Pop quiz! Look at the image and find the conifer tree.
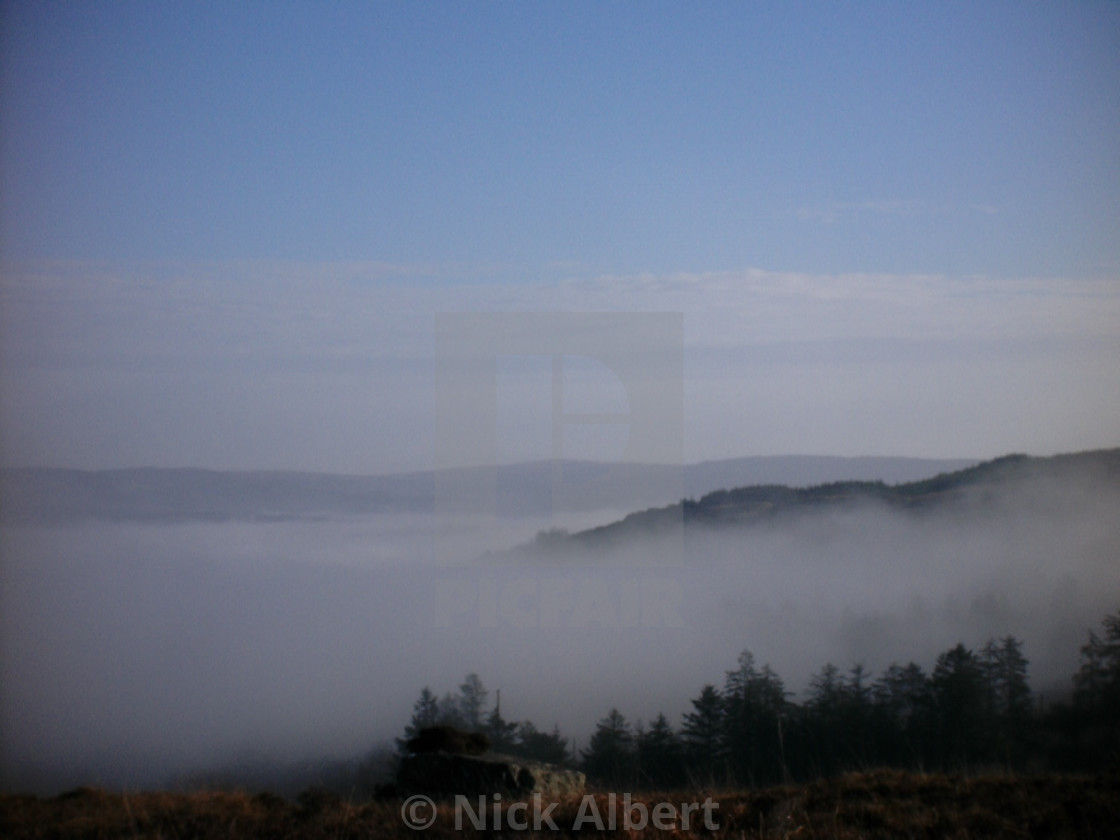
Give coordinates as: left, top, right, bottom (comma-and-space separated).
931, 644, 990, 767
722, 651, 789, 785
872, 662, 931, 767
681, 684, 724, 784
484, 689, 519, 753
636, 713, 683, 789
581, 708, 634, 787
516, 722, 570, 765
981, 635, 1032, 763
396, 686, 441, 753
457, 673, 488, 731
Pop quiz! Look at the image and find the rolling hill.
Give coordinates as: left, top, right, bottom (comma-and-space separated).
510, 448, 1120, 556
0, 455, 976, 524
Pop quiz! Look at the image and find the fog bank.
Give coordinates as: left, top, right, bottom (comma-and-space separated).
2, 469, 1117, 793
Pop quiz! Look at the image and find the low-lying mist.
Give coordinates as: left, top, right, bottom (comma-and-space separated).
1, 468, 1117, 794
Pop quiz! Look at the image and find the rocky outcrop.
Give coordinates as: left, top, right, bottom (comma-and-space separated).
397, 752, 586, 800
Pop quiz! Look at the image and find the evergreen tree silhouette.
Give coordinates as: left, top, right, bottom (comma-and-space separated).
396, 686, 441, 753
636, 713, 683, 789
581, 708, 634, 787
681, 684, 725, 785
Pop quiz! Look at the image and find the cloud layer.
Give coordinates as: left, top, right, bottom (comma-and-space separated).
2, 262, 1118, 472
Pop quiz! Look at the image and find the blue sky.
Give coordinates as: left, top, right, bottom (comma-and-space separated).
1, 1, 1118, 471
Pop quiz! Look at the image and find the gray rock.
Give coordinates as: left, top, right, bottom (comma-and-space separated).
397, 752, 585, 800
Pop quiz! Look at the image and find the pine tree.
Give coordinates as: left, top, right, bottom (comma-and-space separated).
457, 673, 488, 731
515, 722, 570, 765
1074, 611, 1120, 717
805, 663, 845, 775
396, 686, 441, 753
1070, 610, 1120, 767
636, 713, 683, 789
842, 663, 875, 767
681, 684, 724, 784
872, 662, 931, 768
931, 643, 991, 767
981, 635, 1032, 764
437, 692, 465, 728
581, 708, 635, 787
484, 689, 519, 753
722, 651, 789, 785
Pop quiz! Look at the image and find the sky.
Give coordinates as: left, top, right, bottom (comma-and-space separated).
2, 1, 1119, 473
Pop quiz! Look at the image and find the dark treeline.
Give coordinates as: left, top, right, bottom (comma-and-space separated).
396, 674, 571, 767
399, 610, 1120, 790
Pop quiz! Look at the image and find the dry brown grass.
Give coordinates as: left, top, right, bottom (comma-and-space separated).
2, 769, 1117, 839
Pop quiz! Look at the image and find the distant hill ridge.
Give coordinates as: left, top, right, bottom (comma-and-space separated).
515, 448, 1120, 555
0, 455, 979, 524
9, 451, 1116, 527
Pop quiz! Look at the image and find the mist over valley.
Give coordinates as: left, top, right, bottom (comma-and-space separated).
2, 451, 1116, 794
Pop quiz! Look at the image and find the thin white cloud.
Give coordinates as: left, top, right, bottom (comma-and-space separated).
2, 260, 1117, 470
8, 261, 1114, 370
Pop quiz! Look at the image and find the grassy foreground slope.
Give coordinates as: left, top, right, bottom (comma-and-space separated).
2, 770, 1118, 839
